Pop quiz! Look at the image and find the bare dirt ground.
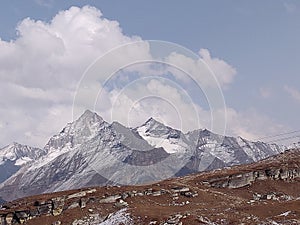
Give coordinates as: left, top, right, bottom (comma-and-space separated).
1, 149, 299, 224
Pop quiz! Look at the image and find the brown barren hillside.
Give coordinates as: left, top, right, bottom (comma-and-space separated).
0, 149, 299, 225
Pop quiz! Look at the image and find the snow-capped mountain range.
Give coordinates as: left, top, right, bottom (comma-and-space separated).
0, 143, 46, 184
0, 110, 287, 201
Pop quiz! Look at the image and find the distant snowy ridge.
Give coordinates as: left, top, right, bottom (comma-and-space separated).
0, 142, 46, 184
0, 142, 46, 166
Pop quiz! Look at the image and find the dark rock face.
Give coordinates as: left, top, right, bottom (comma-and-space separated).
123, 147, 170, 166
175, 166, 198, 177
0, 197, 5, 206
205, 158, 227, 171
0, 161, 20, 184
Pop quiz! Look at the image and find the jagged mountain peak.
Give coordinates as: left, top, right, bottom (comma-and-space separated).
137, 117, 180, 135
142, 117, 164, 127
2, 142, 26, 149
59, 110, 105, 134
76, 109, 104, 124
135, 117, 188, 154
111, 121, 124, 127
0, 142, 45, 169
79, 109, 101, 118
0, 142, 43, 155
43, 110, 108, 154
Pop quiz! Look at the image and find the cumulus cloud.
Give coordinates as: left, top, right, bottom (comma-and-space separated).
1, 6, 141, 89
223, 108, 288, 142
164, 48, 236, 89
198, 49, 237, 86
0, 6, 143, 147
0, 5, 285, 148
97, 78, 208, 132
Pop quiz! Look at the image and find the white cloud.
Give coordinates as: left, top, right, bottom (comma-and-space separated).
284, 85, 300, 102
165, 48, 237, 88
98, 78, 207, 132
223, 107, 289, 143
0, 5, 286, 148
198, 49, 237, 87
0, 6, 144, 147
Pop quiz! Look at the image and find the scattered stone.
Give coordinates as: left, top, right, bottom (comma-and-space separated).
86, 189, 97, 194
121, 192, 129, 200
38, 203, 52, 215
68, 202, 80, 210
67, 191, 87, 199
114, 199, 129, 207
171, 187, 190, 193
5, 213, 14, 225
99, 195, 121, 203
165, 214, 183, 224
182, 192, 193, 197
52, 197, 65, 216
29, 208, 39, 217
152, 191, 162, 197
80, 198, 87, 209
15, 211, 29, 223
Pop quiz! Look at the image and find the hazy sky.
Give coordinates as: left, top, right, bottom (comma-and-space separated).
0, 0, 299, 147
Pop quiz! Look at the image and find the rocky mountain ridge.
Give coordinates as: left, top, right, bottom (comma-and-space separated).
0, 143, 46, 184
0, 110, 288, 201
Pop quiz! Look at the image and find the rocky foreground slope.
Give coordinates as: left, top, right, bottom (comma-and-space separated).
0, 110, 286, 201
0, 149, 299, 225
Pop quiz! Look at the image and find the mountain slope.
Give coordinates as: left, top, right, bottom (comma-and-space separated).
0, 110, 287, 201
0, 143, 46, 183
0, 149, 299, 225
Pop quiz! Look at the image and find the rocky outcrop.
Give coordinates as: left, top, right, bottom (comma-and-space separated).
0, 196, 66, 225
208, 167, 300, 189
0, 185, 198, 225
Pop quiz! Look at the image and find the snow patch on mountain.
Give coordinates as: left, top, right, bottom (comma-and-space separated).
30, 110, 109, 170
0, 143, 46, 166
136, 125, 184, 153
15, 157, 33, 166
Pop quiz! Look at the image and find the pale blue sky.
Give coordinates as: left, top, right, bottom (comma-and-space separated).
0, 0, 299, 146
